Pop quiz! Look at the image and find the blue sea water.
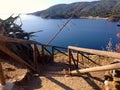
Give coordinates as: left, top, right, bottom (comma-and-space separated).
20, 15, 120, 50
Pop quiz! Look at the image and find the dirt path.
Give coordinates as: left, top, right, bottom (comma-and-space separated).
0, 54, 114, 90
11, 69, 105, 90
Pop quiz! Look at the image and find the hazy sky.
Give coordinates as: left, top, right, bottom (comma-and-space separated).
0, 0, 99, 14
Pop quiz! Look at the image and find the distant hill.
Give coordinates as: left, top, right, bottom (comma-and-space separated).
31, 0, 120, 21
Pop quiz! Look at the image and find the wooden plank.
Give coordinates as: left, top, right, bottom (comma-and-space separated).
80, 53, 100, 66
0, 45, 37, 73
0, 36, 67, 51
71, 52, 78, 69
0, 36, 67, 49
68, 49, 72, 72
0, 36, 36, 44
43, 44, 67, 50
33, 44, 38, 70
68, 46, 120, 59
76, 51, 79, 68
54, 48, 68, 56
53, 46, 67, 50
43, 47, 52, 56
41, 45, 45, 64
0, 62, 6, 85
80, 53, 84, 67
52, 47, 54, 63
70, 63, 120, 75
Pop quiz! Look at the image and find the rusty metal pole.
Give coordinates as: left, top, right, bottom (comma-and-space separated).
0, 62, 6, 85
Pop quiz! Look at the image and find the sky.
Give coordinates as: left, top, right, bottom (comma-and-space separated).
0, 0, 99, 14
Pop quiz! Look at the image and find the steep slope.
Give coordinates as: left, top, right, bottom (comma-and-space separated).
31, 0, 120, 21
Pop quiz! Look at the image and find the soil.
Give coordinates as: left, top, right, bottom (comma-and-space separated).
0, 53, 115, 90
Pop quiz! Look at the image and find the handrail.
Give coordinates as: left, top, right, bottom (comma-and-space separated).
0, 36, 68, 63
68, 46, 120, 59
0, 37, 68, 64
0, 36, 38, 44
0, 36, 68, 85
70, 63, 120, 75
1, 37, 120, 83
68, 46, 120, 75
0, 36, 67, 50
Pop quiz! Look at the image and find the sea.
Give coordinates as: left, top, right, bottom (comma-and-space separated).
2, 14, 120, 50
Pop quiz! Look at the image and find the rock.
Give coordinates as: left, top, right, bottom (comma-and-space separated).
108, 16, 120, 22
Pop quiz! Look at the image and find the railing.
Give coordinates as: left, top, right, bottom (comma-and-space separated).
0, 36, 67, 85
68, 46, 120, 75
1, 37, 120, 85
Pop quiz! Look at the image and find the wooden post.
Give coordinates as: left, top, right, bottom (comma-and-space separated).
68, 49, 72, 74
80, 53, 84, 68
41, 45, 45, 64
71, 53, 77, 69
33, 44, 38, 70
76, 51, 79, 69
98, 56, 100, 64
0, 62, 5, 85
52, 46, 54, 63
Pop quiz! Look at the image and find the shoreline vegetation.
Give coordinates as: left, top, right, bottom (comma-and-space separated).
29, 15, 120, 23
80, 16, 108, 20
29, 13, 119, 22
30, 0, 120, 22
80, 16, 120, 22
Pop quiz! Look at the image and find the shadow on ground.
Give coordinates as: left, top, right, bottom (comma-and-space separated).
12, 76, 41, 90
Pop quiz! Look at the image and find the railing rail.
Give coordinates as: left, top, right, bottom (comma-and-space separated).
68, 46, 120, 59
0, 36, 67, 49
1, 37, 120, 84
0, 36, 67, 85
68, 46, 120, 75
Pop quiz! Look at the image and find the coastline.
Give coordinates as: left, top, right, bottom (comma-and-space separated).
80, 16, 108, 20
28, 14, 120, 22
34, 14, 108, 20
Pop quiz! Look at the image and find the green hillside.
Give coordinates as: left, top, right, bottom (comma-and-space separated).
32, 0, 120, 21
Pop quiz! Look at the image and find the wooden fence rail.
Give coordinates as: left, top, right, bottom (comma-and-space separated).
0, 36, 67, 85
2, 37, 120, 84
70, 63, 120, 75
68, 46, 120, 75
68, 46, 120, 59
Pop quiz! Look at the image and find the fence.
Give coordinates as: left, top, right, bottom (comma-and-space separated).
1, 37, 120, 85
68, 46, 120, 75
0, 36, 67, 85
